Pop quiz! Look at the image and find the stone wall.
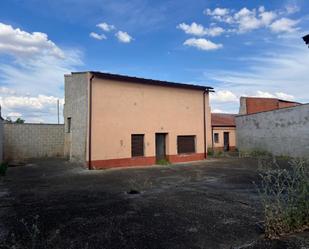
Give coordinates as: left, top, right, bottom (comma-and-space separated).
4, 123, 64, 161
235, 104, 309, 158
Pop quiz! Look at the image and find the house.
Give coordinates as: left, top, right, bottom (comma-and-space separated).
211, 113, 236, 152
64, 72, 214, 169
239, 96, 301, 115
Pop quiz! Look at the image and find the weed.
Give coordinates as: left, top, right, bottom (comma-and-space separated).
127, 177, 153, 193
156, 159, 170, 165
256, 158, 309, 238
207, 147, 214, 156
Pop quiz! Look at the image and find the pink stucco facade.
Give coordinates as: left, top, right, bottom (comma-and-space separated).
65, 72, 213, 169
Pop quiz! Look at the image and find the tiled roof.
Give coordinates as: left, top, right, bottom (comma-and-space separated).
211, 113, 236, 127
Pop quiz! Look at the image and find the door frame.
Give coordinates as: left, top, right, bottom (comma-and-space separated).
223, 132, 230, 151
155, 133, 167, 162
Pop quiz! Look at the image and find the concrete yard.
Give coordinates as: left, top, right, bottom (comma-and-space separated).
0, 158, 308, 249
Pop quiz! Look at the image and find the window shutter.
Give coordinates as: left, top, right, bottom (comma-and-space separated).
177, 136, 195, 154
131, 134, 144, 157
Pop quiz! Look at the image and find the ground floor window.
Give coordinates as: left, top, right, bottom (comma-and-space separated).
177, 135, 196, 154
214, 133, 219, 143
131, 134, 144, 157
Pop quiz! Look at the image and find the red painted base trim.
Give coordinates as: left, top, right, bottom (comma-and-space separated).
89, 156, 156, 170
167, 153, 205, 163
88, 153, 206, 170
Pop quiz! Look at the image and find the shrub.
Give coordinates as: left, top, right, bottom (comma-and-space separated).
156, 159, 170, 165
0, 162, 8, 176
257, 159, 309, 238
207, 147, 214, 156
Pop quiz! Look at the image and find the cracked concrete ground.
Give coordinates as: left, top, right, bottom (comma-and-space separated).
0, 158, 308, 249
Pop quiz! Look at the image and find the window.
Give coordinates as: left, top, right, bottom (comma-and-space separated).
67, 117, 71, 133
177, 135, 195, 154
131, 134, 144, 157
214, 133, 219, 143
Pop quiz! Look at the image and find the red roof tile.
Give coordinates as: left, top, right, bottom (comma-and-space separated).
211, 113, 236, 127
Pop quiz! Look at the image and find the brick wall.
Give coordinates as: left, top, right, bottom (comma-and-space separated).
4, 123, 64, 161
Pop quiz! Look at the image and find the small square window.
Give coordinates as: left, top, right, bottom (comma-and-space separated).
214, 133, 219, 143
67, 117, 71, 133
131, 134, 144, 157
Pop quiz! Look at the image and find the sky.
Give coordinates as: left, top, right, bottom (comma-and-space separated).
0, 0, 308, 123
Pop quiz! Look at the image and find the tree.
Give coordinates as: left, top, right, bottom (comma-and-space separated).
15, 118, 25, 124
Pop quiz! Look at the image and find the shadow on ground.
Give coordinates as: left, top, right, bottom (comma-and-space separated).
0, 158, 308, 249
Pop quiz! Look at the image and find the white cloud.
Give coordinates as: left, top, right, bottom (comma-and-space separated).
284, 4, 300, 14
7, 112, 22, 118
212, 108, 225, 113
204, 6, 298, 34
0, 23, 64, 59
96, 22, 115, 32
89, 32, 106, 40
205, 8, 229, 16
177, 22, 224, 37
255, 91, 295, 100
115, 31, 132, 43
210, 90, 238, 102
0, 23, 82, 123
177, 22, 207, 36
269, 18, 299, 33
183, 38, 222, 51
0, 94, 64, 123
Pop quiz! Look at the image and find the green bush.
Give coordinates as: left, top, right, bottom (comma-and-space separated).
0, 162, 8, 176
207, 147, 214, 156
257, 159, 309, 238
156, 159, 170, 165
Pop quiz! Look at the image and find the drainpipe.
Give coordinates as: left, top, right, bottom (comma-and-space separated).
203, 90, 207, 159
88, 74, 95, 170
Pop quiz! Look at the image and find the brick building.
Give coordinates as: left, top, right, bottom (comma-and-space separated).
239, 97, 301, 115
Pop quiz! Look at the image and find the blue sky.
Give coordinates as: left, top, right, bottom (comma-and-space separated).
0, 0, 308, 123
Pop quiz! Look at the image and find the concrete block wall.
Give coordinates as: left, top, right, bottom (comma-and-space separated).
235, 104, 309, 158
4, 123, 64, 161
64, 73, 89, 163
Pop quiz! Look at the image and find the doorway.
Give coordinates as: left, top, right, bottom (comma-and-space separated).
223, 132, 230, 151
155, 133, 166, 162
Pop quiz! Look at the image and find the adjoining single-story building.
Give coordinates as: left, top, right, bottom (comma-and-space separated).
64, 71, 214, 169
211, 113, 236, 152
239, 96, 301, 115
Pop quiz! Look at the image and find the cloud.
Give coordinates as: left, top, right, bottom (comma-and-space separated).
0, 93, 64, 123
89, 32, 106, 40
177, 22, 207, 36
210, 90, 238, 102
255, 91, 295, 100
96, 22, 115, 32
212, 108, 225, 113
7, 112, 22, 118
183, 38, 222, 51
269, 18, 299, 33
177, 22, 224, 37
284, 3, 300, 14
204, 6, 299, 34
115, 31, 133, 43
204, 8, 229, 17
0, 23, 64, 59
0, 22, 82, 123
